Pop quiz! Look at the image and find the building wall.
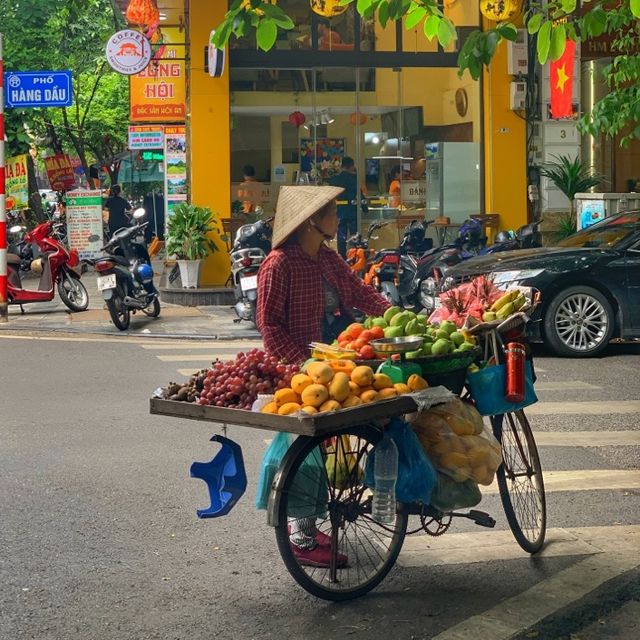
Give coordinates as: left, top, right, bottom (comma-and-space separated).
189, 1, 231, 286
482, 39, 528, 231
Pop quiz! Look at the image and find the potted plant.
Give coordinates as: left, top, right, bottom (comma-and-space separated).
165, 203, 221, 288
538, 154, 605, 209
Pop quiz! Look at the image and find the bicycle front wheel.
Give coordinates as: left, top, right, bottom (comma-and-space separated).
274, 425, 408, 601
492, 410, 546, 553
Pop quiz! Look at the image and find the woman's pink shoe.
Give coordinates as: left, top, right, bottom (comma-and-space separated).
291, 543, 348, 568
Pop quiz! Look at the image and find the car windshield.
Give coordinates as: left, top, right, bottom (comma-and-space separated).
557, 212, 640, 248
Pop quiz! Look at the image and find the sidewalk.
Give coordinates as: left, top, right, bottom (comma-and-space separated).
0, 268, 261, 340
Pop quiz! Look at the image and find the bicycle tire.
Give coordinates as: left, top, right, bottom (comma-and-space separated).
274, 425, 408, 601
492, 410, 546, 553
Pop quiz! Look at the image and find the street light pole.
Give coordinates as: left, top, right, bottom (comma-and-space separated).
0, 32, 8, 323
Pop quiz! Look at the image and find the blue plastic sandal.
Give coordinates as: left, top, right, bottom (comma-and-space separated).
190, 434, 247, 518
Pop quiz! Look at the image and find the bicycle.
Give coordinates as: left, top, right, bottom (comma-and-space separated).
151, 315, 546, 601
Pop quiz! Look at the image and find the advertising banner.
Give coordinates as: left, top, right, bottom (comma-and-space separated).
5, 155, 29, 210
130, 27, 186, 123
164, 126, 187, 215
65, 190, 104, 260
44, 154, 77, 191
128, 125, 164, 150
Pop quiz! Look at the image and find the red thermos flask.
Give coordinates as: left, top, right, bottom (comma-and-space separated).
504, 342, 526, 403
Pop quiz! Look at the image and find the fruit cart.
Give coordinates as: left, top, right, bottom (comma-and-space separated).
150, 318, 546, 601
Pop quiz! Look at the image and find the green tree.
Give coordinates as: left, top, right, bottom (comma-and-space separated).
1, 0, 129, 192
212, 0, 640, 145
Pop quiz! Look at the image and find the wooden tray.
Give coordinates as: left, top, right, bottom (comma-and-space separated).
151, 395, 420, 437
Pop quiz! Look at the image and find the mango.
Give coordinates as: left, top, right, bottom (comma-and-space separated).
278, 402, 302, 415
351, 365, 374, 387
407, 374, 429, 391
383, 306, 402, 324
378, 387, 398, 399
384, 325, 404, 339
372, 373, 394, 390
342, 395, 363, 408
371, 317, 388, 328
459, 341, 476, 352
301, 405, 318, 415
406, 349, 422, 359
404, 319, 423, 336
360, 389, 379, 403
274, 388, 300, 407
394, 382, 411, 395
328, 371, 351, 402
301, 384, 329, 408
420, 342, 433, 356
318, 399, 341, 413
348, 381, 360, 396
390, 310, 415, 329
291, 373, 313, 395
261, 402, 279, 414
435, 329, 450, 340
306, 361, 334, 384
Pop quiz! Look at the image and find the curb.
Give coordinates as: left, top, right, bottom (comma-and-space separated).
0, 325, 262, 341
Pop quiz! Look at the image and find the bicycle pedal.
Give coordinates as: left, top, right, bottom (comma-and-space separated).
449, 510, 496, 528
468, 510, 496, 528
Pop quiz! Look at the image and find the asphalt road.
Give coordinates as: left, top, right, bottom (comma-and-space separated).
1, 334, 639, 640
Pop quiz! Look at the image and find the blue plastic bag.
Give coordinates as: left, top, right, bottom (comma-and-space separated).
256, 431, 293, 510
365, 418, 437, 504
467, 361, 537, 416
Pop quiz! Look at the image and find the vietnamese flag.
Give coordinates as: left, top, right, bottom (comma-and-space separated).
550, 39, 576, 119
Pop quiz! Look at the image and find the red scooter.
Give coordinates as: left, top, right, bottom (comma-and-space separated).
6, 221, 89, 312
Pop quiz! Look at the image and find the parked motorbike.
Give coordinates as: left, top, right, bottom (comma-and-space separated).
5, 220, 89, 312
415, 220, 542, 314
94, 209, 160, 330
230, 217, 273, 323
355, 219, 435, 307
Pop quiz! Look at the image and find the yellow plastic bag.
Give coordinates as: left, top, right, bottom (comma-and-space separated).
412, 398, 501, 486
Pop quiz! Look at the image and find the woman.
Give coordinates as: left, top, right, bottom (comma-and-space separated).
257, 185, 390, 365
256, 186, 391, 569
388, 165, 402, 208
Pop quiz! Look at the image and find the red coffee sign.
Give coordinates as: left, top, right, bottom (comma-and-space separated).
45, 154, 77, 191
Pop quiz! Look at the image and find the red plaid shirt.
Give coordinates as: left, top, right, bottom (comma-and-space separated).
257, 244, 391, 363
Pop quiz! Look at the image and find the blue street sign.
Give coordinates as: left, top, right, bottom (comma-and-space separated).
4, 71, 73, 108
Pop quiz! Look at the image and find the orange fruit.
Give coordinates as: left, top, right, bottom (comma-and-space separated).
346, 323, 364, 338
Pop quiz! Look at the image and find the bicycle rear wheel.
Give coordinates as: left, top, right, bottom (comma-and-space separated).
274, 425, 408, 601
492, 410, 546, 553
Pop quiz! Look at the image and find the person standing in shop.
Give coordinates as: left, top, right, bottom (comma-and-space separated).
328, 156, 367, 258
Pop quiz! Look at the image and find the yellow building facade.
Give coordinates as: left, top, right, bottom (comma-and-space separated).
184, 2, 527, 286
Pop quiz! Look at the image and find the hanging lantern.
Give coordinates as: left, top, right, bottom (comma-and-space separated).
479, 0, 522, 22
126, 0, 160, 26
310, 0, 348, 18
288, 111, 306, 127
350, 111, 367, 126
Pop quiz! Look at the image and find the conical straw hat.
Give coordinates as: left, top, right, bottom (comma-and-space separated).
271, 185, 345, 249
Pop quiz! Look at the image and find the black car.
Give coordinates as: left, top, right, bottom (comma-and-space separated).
441, 211, 640, 357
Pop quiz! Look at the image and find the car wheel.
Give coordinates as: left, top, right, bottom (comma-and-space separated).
544, 285, 614, 357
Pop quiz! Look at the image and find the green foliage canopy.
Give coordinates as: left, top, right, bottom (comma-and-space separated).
0, 0, 129, 183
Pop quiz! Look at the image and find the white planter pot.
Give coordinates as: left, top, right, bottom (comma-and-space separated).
177, 260, 202, 289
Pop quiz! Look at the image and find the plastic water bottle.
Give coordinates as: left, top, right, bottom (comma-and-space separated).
372, 434, 398, 524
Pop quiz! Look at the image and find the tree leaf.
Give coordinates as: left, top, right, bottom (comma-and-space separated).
527, 13, 543, 35
437, 18, 456, 47
423, 14, 439, 39
498, 23, 518, 42
561, 0, 577, 13
537, 20, 552, 64
256, 18, 277, 51
405, 6, 426, 30
631, 0, 640, 18
549, 23, 566, 61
